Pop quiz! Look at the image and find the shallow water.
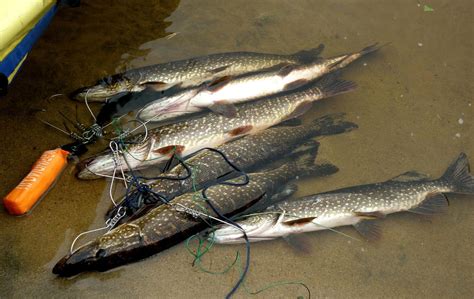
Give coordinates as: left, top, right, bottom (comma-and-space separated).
0, 0, 473, 298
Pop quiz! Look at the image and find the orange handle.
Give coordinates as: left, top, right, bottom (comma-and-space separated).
3, 148, 69, 215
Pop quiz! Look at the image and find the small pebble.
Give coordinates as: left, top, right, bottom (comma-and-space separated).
458, 118, 464, 125
410, 132, 414, 137
469, 103, 472, 107
417, 3, 421, 7
343, 36, 347, 40
455, 133, 461, 138
356, 115, 360, 119
400, 94, 404, 98
418, 42, 423, 47
363, 62, 367, 66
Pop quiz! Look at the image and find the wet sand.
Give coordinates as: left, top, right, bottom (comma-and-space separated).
0, 0, 473, 298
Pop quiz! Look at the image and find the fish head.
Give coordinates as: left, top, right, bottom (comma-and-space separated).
53, 224, 144, 277
71, 74, 134, 102
211, 213, 279, 244
137, 89, 199, 122
76, 141, 152, 179
76, 152, 119, 179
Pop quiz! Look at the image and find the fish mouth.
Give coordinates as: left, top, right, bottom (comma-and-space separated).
70, 76, 132, 102
52, 240, 124, 277
70, 85, 117, 102
52, 241, 102, 277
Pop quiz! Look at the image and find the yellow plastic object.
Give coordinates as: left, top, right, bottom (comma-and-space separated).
0, 0, 55, 60
3, 148, 69, 215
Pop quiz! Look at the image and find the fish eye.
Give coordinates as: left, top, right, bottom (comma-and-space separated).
96, 249, 107, 258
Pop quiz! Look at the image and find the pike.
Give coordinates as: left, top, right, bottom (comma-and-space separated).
212, 153, 474, 243
77, 75, 356, 179
131, 43, 379, 122
71, 45, 326, 102
104, 113, 357, 226
53, 152, 338, 276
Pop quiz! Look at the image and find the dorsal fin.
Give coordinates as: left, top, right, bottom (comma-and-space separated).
206, 76, 233, 91
292, 44, 325, 63
207, 65, 231, 74
389, 171, 430, 182
277, 64, 299, 77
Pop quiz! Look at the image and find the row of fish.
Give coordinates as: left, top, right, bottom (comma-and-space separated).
55, 149, 474, 276
78, 74, 356, 179
56, 44, 368, 276
52, 43, 473, 280
86, 44, 378, 127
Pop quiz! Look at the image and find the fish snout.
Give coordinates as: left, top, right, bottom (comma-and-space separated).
211, 216, 278, 244
70, 75, 131, 102
137, 105, 158, 122
52, 242, 102, 277
70, 84, 113, 102
210, 226, 246, 244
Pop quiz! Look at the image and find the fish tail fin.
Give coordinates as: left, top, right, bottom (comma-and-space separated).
292, 44, 325, 63
310, 112, 358, 136
328, 42, 384, 70
292, 148, 339, 178
317, 73, 357, 98
441, 153, 474, 194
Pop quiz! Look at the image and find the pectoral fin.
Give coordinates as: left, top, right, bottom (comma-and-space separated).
140, 81, 173, 91
353, 211, 386, 219
283, 217, 317, 226
227, 125, 253, 137
408, 193, 448, 215
284, 79, 309, 91
153, 145, 185, 156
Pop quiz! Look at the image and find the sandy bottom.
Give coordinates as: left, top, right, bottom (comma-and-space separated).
0, 0, 472, 298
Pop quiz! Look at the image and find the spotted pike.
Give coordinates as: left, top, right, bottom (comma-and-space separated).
53, 152, 338, 276
212, 153, 474, 243
77, 75, 356, 179
71, 45, 326, 102
137, 44, 379, 122
104, 113, 357, 225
